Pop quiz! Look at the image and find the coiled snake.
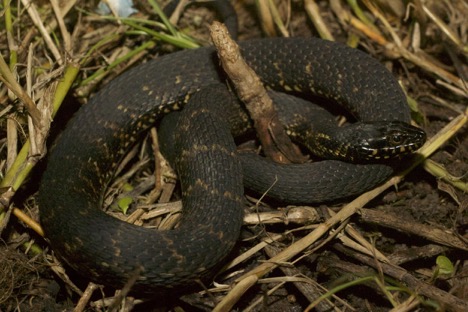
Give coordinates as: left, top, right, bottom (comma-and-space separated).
39, 38, 425, 293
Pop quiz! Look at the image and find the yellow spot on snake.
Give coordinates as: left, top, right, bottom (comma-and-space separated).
293, 85, 302, 92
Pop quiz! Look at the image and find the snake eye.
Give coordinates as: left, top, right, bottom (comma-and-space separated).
389, 132, 403, 145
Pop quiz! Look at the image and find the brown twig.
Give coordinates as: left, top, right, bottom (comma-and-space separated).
358, 208, 468, 251
209, 21, 305, 163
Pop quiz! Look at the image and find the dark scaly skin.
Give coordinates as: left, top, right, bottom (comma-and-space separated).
162, 89, 425, 205
39, 38, 417, 292
214, 91, 425, 203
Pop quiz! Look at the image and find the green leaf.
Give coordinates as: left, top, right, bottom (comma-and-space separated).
117, 196, 133, 214
122, 183, 134, 192
436, 255, 454, 275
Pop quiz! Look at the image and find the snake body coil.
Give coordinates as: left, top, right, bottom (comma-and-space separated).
39, 38, 423, 292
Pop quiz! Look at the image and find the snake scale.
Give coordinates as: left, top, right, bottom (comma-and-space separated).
39, 38, 425, 293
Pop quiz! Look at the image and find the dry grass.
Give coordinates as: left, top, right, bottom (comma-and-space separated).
0, 0, 467, 311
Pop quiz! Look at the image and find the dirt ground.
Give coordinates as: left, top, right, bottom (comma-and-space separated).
0, 1, 467, 311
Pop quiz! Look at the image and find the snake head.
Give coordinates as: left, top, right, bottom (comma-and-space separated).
352, 121, 426, 161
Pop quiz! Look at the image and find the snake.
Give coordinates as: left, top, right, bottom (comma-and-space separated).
38, 38, 426, 293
